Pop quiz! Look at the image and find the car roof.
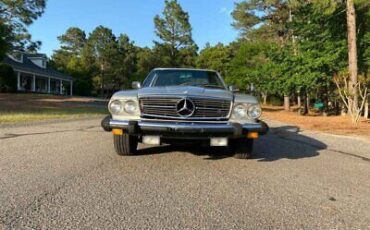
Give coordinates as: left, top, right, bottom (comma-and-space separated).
153, 68, 217, 72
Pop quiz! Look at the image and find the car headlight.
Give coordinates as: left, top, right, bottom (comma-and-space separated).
109, 100, 123, 115
248, 104, 262, 119
232, 104, 248, 119
124, 100, 137, 114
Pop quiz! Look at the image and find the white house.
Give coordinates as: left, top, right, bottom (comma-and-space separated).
2, 52, 73, 95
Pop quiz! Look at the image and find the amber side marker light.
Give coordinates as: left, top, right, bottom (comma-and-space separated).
112, 129, 123, 135
247, 132, 259, 139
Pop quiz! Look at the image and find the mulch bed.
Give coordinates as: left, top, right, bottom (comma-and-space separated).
262, 106, 370, 138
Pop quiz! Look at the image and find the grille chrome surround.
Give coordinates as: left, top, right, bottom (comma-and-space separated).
139, 96, 232, 121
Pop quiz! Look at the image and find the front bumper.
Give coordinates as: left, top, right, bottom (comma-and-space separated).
108, 119, 268, 138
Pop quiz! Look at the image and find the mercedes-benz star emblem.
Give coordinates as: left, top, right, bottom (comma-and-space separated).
176, 98, 195, 117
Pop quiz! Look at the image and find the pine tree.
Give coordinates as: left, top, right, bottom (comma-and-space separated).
87, 26, 119, 96
0, 0, 46, 52
154, 0, 196, 67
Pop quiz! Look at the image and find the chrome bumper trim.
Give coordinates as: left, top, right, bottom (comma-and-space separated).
138, 121, 235, 131
109, 120, 130, 128
108, 119, 268, 136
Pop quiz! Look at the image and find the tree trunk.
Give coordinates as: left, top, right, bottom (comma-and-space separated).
346, 0, 358, 115
365, 101, 369, 119
284, 95, 290, 111
262, 93, 268, 105
289, 9, 298, 56
305, 94, 310, 115
297, 95, 301, 108
100, 72, 105, 98
100, 63, 105, 98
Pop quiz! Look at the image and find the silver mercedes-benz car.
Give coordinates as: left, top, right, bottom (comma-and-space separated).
103, 68, 268, 159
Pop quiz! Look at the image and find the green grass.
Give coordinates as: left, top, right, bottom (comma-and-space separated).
0, 107, 108, 124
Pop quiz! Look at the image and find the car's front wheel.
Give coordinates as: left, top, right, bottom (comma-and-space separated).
113, 134, 138, 156
230, 139, 254, 159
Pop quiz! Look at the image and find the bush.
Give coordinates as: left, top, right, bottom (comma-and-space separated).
269, 96, 283, 106
0, 64, 17, 93
74, 79, 93, 96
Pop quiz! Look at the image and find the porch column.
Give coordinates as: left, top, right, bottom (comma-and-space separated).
17, 72, 21, 91
60, 80, 63, 95
48, 78, 51, 93
70, 81, 73, 96
32, 74, 36, 92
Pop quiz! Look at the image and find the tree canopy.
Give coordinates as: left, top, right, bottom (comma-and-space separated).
0, 0, 46, 54
42, 0, 370, 118
154, 0, 197, 67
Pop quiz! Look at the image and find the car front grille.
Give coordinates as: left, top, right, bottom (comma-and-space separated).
139, 96, 232, 120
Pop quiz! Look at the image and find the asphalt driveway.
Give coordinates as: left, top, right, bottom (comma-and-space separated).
0, 118, 369, 229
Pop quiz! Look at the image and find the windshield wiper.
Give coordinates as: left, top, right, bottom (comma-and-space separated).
177, 83, 224, 89
197, 84, 224, 89
179, 82, 197, 86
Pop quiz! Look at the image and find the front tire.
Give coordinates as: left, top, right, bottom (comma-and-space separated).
230, 139, 254, 159
113, 134, 138, 156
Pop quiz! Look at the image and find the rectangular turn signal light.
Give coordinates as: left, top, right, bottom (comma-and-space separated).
112, 129, 123, 136
247, 132, 259, 139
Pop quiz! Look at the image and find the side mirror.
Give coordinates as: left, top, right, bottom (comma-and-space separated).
228, 85, 239, 92
132, 81, 141, 89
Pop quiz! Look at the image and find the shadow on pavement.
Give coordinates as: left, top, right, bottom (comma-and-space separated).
135, 125, 327, 161
136, 145, 177, 156
136, 143, 231, 160
251, 126, 327, 161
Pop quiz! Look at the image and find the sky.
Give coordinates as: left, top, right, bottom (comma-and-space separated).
28, 0, 240, 57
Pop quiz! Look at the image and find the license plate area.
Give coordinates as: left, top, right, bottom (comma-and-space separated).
210, 138, 228, 147
142, 136, 160, 145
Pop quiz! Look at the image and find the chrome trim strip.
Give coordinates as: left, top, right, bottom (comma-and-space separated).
140, 118, 231, 123
138, 121, 263, 130
137, 121, 235, 132
109, 120, 262, 129
109, 119, 266, 134
242, 123, 263, 129
141, 113, 229, 121
138, 121, 233, 129
110, 119, 262, 128
138, 94, 232, 101
142, 105, 176, 109
195, 107, 229, 111
109, 120, 129, 128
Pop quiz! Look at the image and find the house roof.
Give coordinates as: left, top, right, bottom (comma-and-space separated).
26, 53, 47, 58
2, 54, 73, 81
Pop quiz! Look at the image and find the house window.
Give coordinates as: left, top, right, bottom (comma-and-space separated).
9, 52, 23, 63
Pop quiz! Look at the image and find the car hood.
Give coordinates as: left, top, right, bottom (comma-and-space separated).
138, 86, 234, 100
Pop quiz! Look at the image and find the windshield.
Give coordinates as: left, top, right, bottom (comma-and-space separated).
145, 70, 226, 89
